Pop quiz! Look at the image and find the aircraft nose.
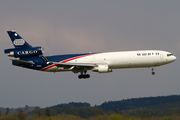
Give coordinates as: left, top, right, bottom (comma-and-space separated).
171, 55, 177, 62
173, 56, 177, 61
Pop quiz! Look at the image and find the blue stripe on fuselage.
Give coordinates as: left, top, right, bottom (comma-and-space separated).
46, 53, 95, 62
12, 53, 97, 71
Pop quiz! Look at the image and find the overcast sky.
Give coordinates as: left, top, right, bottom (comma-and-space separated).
0, 0, 180, 108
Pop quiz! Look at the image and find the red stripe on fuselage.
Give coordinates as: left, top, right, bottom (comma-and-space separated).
41, 64, 58, 71
41, 53, 97, 71
61, 54, 96, 63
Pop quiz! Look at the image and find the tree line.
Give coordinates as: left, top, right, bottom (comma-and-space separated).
1, 95, 180, 119
98, 95, 180, 111
29, 95, 180, 118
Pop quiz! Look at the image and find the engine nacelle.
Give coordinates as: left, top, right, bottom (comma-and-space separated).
92, 64, 112, 73
6, 47, 44, 58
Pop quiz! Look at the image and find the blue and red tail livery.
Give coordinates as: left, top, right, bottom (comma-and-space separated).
4, 31, 176, 79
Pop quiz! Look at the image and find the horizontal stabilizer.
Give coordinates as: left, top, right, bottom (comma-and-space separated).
10, 59, 34, 66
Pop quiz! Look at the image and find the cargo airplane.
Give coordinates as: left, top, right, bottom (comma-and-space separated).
4, 31, 176, 79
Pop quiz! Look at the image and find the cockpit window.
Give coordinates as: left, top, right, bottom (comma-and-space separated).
167, 54, 173, 57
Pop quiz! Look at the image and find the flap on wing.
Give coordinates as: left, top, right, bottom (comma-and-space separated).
10, 59, 34, 65
50, 62, 96, 67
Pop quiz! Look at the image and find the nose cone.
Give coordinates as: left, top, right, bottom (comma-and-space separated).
170, 55, 177, 62
173, 56, 177, 61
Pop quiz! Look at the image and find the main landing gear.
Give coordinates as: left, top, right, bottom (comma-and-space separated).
151, 68, 155, 75
78, 74, 90, 79
78, 70, 90, 79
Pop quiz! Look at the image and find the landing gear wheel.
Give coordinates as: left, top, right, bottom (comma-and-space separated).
78, 75, 83, 79
151, 68, 155, 75
78, 70, 90, 79
84, 74, 90, 78
152, 72, 155, 75
78, 74, 90, 79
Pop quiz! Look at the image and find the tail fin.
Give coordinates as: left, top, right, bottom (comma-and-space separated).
7, 31, 32, 49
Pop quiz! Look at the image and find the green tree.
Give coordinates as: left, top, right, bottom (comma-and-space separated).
44, 108, 51, 117
25, 105, 29, 112
18, 110, 28, 120
163, 117, 174, 120
6, 107, 10, 115
31, 106, 41, 117
109, 114, 122, 120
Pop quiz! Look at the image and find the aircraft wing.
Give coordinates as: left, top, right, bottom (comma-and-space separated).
48, 61, 96, 73
49, 61, 96, 67
10, 59, 34, 66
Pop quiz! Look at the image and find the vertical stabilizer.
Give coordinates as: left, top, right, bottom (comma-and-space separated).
7, 31, 32, 49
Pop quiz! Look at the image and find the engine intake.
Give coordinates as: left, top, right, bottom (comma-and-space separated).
5, 47, 44, 58
92, 64, 112, 73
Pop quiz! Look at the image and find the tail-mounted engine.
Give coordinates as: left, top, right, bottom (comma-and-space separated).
4, 47, 44, 58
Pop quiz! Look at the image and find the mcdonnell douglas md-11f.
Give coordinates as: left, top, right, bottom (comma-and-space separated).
4, 31, 176, 79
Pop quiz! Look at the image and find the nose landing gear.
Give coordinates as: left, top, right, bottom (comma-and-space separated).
151, 68, 155, 75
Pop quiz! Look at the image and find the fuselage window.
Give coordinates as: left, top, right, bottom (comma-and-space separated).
152, 53, 154, 55
148, 53, 151, 55
142, 53, 147, 56
137, 53, 141, 56
156, 53, 159, 55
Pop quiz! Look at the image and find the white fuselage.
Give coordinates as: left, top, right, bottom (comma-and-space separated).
69, 50, 176, 68
47, 50, 176, 72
